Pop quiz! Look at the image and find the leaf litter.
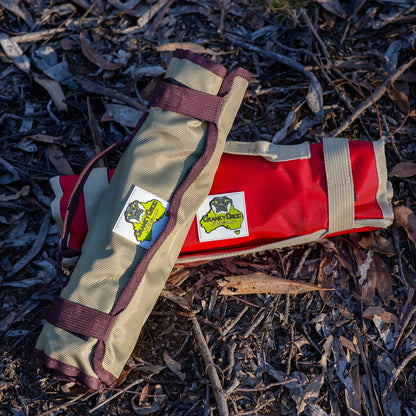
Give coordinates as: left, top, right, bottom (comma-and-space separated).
1, 1, 416, 415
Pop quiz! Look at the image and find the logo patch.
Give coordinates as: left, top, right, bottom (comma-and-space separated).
197, 192, 248, 243
113, 186, 169, 249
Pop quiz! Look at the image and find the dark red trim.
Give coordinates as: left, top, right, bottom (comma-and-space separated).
150, 81, 224, 123
46, 297, 117, 341
173, 49, 227, 78
92, 341, 117, 386
33, 348, 103, 390
60, 112, 149, 259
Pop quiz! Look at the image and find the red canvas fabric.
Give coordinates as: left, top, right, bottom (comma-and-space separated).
53, 141, 385, 261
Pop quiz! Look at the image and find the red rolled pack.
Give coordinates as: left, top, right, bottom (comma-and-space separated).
51, 138, 393, 264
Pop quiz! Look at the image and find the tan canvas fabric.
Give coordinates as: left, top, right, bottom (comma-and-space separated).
35, 50, 250, 388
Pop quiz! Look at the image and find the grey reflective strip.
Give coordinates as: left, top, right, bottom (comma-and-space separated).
83, 167, 109, 229
224, 141, 310, 161
323, 138, 355, 234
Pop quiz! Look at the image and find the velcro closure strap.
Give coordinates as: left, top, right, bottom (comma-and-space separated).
46, 297, 116, 341
150, 81, 224, 123
224, 141, 310, 161
323, 138, 355, 234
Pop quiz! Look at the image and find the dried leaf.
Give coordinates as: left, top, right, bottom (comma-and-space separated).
46, 144, 74, 175
363, 306, 398, 324
345, 353, 361, 416
316, 0, 347, 18
317, 255, 336, 302
352, 232, 396, 257
272, 104, 301, 144
0, 156, 19, 184
373, 254, 394, 305
25, 134, 64, 144
387, 81, 410, 114
80, 33, 123, 71
163, 352, 186, 381
0, 185, 29, 202
217, 272, 332, 296
390, 161, 416, 178
33, 72, 68, 112
156, 42, 219, 56
0, 33, 30, 74
0, 0, 33, 25
137, 0, 169, 28
394, 206, 416, 247
102, 103, 143, 128
306, 77, 324, 119
5, 213, 50, 280
291, 373, 325, 414
135, 65, 166, 80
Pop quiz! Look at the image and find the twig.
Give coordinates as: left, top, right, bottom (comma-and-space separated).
235, 379, 297, 392
333, 57, 416, 136
192, 316, 229, 416
225, 33, 323, 119
11, 28, 67, 43
76, 76, 147, 111
233, 390, 281, 415
88, 378, 144, 413
383, 350, 416, 398
222, 305, 248, 336
300, 8, 330, 60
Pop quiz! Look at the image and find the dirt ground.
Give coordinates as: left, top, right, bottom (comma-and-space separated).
1, 0, 416, 415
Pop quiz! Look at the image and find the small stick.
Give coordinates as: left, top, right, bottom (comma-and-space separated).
192, 316, 229, 416
383, 350, 416, 398
88, 378, 144, 413
222, 305, 248, 336
300, 8, 330, 60
77, 76, 147, 111
333, 57, 416, 136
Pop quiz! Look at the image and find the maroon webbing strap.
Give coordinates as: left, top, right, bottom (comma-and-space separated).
150, 82, 224, 123
46, 297, 117, 341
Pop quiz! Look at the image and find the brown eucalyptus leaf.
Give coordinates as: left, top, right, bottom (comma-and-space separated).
218, 272, 332, 296
390, 161, 416, 178
156, 42, 219, 56
316, 0, 347, 18
163, 352, 186, 381
387, 81, 410, 114
80, 33, 123, 71
33, 73, 67, 112
394, 206, 416, 247
46, 144, 74, 175
0, 0, 33, 25
0, 34, 30, 74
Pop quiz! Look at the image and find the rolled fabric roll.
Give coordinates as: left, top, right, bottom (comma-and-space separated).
34, 49, 251, 389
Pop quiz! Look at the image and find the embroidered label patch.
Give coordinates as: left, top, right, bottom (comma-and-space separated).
197, 192, 248, 243
113, 186, 169, 249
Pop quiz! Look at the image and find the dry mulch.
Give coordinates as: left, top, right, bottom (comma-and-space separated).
1, 0, 416, 415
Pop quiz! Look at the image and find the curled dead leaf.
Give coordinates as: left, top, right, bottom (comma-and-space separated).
390, 161, 416, 178
80, 33, 123, 71
387, 81, 410, 114
394, 206, 416, 247
33, 72, 67, 112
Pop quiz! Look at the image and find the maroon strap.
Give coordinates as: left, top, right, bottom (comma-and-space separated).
46, 297, 117, 341
150, 82, 224, 123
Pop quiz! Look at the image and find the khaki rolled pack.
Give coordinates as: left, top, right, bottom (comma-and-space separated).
34, 49, 251, 389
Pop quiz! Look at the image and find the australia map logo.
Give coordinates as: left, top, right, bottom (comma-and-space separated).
124, 199, 165, 242
113, 186, 169, 248
197, 192, 248, 243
